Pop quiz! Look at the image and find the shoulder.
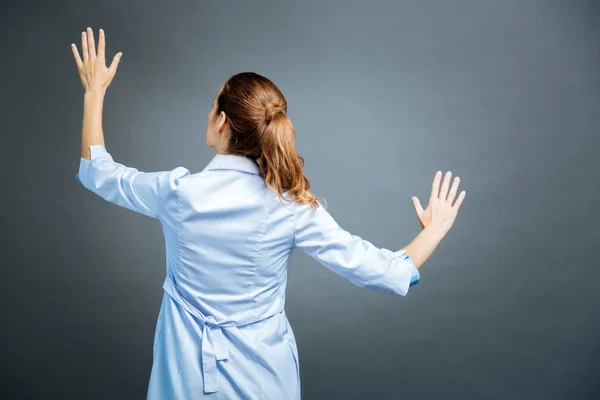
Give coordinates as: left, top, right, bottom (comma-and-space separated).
286, 194, 332, 227
158, 166, 191, 196
166, 166, 191, 183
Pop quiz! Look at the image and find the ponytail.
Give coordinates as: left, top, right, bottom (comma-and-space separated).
216, 72, 325, 210
259, 103, 321, 210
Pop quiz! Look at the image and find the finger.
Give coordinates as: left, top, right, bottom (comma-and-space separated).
108, 52, 123, 76
439, 171, 452, 201
86, 27, 96, 60
71, 43, 83, 70
81, 31, 88, 63
412, 196, 424, 216
430, 171, 442, 202
97, 28, 105, 63
453, 190, 466, 209
447, 176, 460, 204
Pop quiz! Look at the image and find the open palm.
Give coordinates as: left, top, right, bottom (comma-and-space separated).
412, 171, 466, 235
71, 27, 122, 93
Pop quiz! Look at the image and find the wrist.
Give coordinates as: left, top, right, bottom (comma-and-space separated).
84, 88, 106, 98
422, 226, 445, 243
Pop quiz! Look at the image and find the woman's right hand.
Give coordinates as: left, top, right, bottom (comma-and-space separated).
411, 171, 466, 237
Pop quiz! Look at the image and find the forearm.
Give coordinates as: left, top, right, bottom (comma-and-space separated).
80, 89, 107, 160
400, 227, 445, 270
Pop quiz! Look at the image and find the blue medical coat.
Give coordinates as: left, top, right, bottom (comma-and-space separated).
75, 144, 420, 399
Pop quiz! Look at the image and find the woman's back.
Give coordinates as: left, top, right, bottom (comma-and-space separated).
165, 153, 295, 321
151, 151, 419, 399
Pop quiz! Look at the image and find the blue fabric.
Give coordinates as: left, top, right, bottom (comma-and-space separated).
76, 145, 420, 399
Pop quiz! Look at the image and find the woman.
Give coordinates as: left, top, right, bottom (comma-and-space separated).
72, 28, 466, 399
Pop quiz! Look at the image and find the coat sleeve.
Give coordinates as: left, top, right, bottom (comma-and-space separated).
293, 200, 420, 296
75, 144, 190, 219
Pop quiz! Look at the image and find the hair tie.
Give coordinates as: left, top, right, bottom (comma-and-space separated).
265, 104, 285, 123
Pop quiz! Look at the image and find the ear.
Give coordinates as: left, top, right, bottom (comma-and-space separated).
217, 111, 227, 132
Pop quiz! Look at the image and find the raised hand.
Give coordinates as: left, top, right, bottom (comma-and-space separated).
71, 27, 122, 93
411, 171, 466, 236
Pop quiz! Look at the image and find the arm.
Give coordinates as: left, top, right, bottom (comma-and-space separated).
72, 29, 189, 219
74, 64, 190, 219
80, 90, 106, 159
75, 145, 190, 218
293, 200, 421, 297
71, 27, 120, 158
400, 227, 445, 270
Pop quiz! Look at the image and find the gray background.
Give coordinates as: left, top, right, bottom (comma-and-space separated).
1, 0, 599, 398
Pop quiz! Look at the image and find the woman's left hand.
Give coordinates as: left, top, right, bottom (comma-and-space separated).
71, 27, 122, 93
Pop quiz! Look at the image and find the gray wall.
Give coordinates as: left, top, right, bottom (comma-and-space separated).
1, 0, 599, 398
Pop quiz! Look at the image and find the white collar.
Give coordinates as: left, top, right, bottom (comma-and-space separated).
202, 153, 260, 176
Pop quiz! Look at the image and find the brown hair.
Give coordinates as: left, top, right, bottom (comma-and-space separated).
215, 72, 322, 210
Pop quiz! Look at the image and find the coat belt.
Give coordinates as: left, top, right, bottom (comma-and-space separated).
162, 274, 284, 394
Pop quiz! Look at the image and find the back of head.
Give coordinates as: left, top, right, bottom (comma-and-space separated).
217, 72, 325, 210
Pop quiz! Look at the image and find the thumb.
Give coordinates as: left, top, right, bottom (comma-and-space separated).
412, 196, 424, 216
108, 52, 122, 76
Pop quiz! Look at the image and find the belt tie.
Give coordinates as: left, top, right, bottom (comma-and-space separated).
162, 275, 284, 394
200, 315, 230, 393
